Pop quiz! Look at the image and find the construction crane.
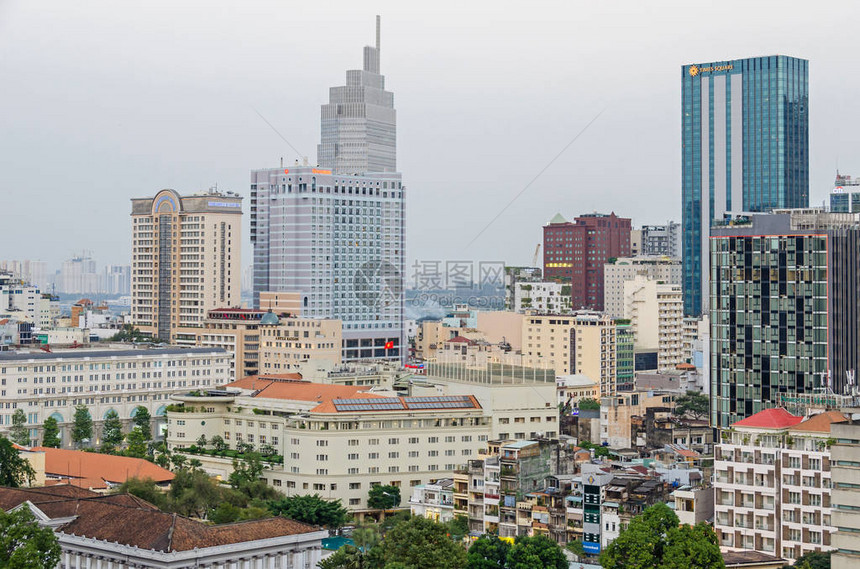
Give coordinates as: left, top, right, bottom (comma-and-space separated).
532, 243, 541, 267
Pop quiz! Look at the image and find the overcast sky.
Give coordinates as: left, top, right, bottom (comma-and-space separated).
2, 0, 859, 273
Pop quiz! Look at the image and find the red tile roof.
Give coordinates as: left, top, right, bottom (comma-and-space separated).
0, 486, 320, 552
790, 411, 849, 433
732, 408, 803, 429
31, 447, 174, 487
446, 336, 474, 344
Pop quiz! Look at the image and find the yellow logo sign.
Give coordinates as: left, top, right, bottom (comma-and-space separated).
689, 63, 733, 77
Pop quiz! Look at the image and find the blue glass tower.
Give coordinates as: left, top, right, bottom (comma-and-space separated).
681, 55, 809, 316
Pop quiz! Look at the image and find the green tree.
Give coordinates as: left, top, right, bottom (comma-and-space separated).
9, 409, 30, 446
466, 534, 510, 569
673, 390, 709, 420
0, 437, 35, 487
446, 514, 469, 539
211, 435, 227, 452
228, 452, 267, 490
41, 417, 61, 448
267, 494, 348, 528
71, 405, 93, 448
791, 552, 830, 569
132, 406, 152, 440
577, 398, 601, 411
368, 484, 401, 510
0, 507, 61, 568
209, 501, 243, 524
506, 535, 567, 569
171, 454, 188, 471
125, 427, 148, 458
375, 516, 466, 569
600, 503, 724, 569
196, 434, 208, 448
318, 545, 366, 569
101, 410, 124, 450
117, 477, 168, 510
660, 523, 725, 569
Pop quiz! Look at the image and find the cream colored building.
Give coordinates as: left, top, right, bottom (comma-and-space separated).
715, 409, 844, 563
259, 313, 342, 373
175, 308, 265, 380
603, 257, 681, 319
131, 188, 242, 342
259, 291, 303, 315
165, 363, 558, 511
522, 311, 617, 397
0, 346, 230, 447
831, 418, 860, 569
512, 282, 571, 314
415, 311, 523, 361
623, 276, 684, 371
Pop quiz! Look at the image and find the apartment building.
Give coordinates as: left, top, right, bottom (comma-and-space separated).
522, 312, 617, 397
830, 416, 860, 569
176, 308, 265, 380
714, 408, 845, 563
603, 257, 681, 319
0, 347, 230, 446
131, 189, 242, 342
512, 281, 571, 314
623, 276, 684, 371
258, 312, 342, 373
409, 478, 455, 523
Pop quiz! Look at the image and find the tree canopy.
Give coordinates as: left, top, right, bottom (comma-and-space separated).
266, 494, 349, 528
0, 507, 61, 569
101, 409, 124, 450
599, 503, 724, 569
41, 417, 61, 449
0, 437, 35, 488
71, 405, 92, 448
9, 409, 29, 446
368, 484, 401, 510
792, 551, 830, 569
375, 515, 467, 569
466, 534, 510, 569
673, 391, 709, 420
506, 535, 567, 569
132, 406, 152, 440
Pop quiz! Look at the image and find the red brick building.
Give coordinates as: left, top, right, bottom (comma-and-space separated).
543, 212, 631, 311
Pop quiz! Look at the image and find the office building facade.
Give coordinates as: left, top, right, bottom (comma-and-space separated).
251, 166, 405, 361
543, 212, 631, 311
603, 257, 681, 319
830, 173, 860, 213
131, 189, 242, 342
632, 222, 682, 258
682, 55, 809, 316
710, 210, 860, 427
318, 16, 395, 175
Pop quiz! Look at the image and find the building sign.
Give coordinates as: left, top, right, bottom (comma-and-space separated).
583, 541, 601, 555
207, 201, 242, 208
689, 63, 733, 77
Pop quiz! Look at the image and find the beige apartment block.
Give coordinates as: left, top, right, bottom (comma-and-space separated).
415, 312, 523, 361
715, 409, 845, 563
623, 276, 684, 371
259, 313, 342, 373
259, 291, 303, 315
522, 311, 617, 397
175, 308, 267, 380
830, 418, 860, 569
131, 189, 242, 342
604, 257, 681, 319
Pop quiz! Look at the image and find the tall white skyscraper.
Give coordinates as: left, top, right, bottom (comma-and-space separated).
253, 16, 405, 362
317, 16, 396, 175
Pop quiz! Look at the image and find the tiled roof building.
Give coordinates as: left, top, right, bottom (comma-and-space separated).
0, 485, 326, 568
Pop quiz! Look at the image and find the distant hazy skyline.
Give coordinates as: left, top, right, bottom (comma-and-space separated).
2, 0, 859, 271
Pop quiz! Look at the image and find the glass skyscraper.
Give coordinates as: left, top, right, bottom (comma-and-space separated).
681, 55, 809, 316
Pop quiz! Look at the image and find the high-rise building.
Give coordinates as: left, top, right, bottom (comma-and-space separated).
603, 257, 682, 319
317, 16, 395, 175
623, 276, 684, 371
251, 166, 405, 361
59, 255, 98, 295
682, 55, 809, 316
632, 222, 681, 257
543, 212, 631, 312
131, 189, 242, 342
830, 173, 860, 213
252, 18, 405, 362
710, 209, 860, 427
0, 260, 48, 292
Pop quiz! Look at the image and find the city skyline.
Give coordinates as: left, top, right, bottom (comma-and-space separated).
2, 1, 858, 271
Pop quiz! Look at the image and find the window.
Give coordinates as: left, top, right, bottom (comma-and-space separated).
349, 483, 361, 490
369, 452, 379, 459
348, 453, 359, 460
428, 450, 438, 457
348, 439, 359, 446
349, 498, 360, 506
316, 454, 328, 461
389, 452, 399, 459
428, 437, 438, 443
369, 438, 379, 445
388, 438, 399, 445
